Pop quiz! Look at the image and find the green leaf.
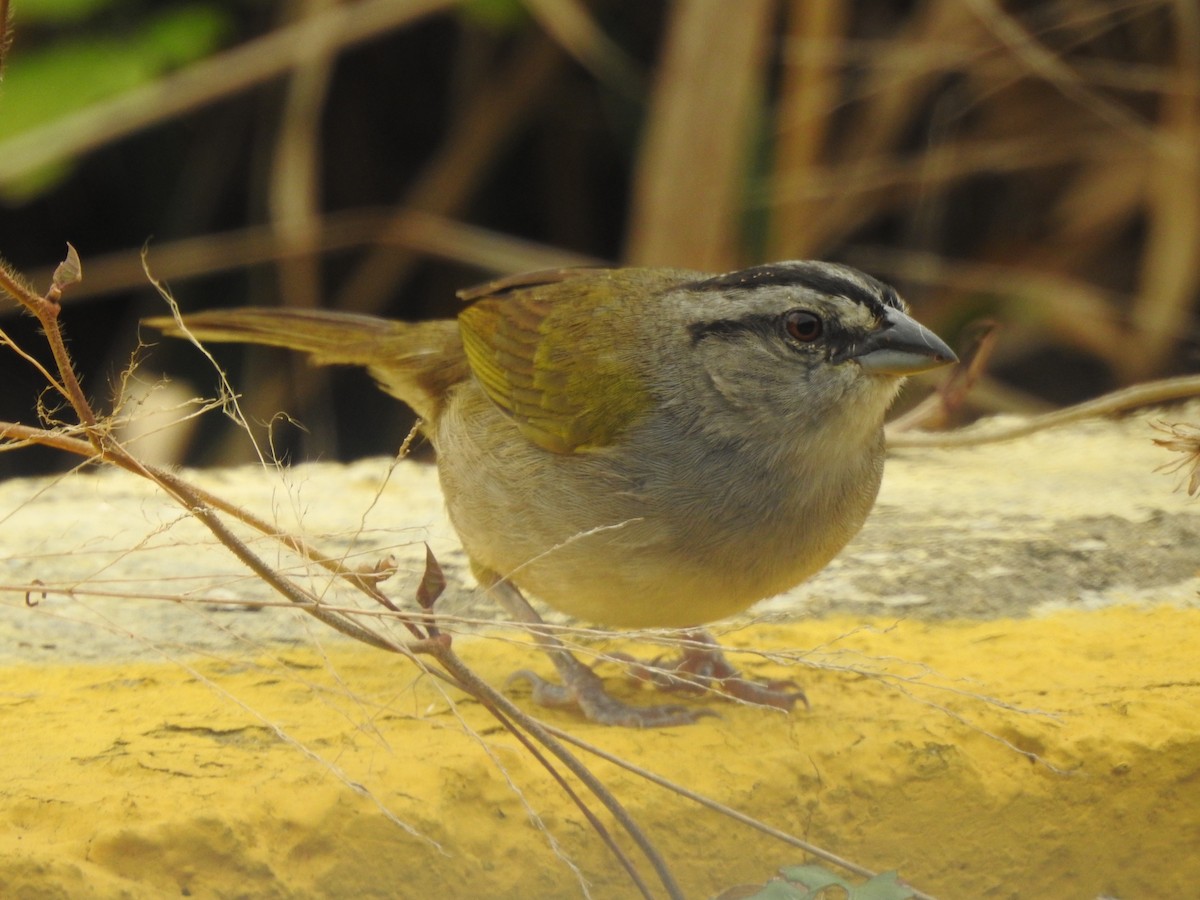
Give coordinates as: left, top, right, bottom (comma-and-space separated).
0, 4, 231, 200
138, 4, 231, 68
848, 872, 915, 900
740, 880, 810, 900
458, 0, 527, 31
11, 0, 129, 26
779, 865, 854, 892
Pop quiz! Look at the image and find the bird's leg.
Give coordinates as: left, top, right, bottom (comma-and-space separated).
613, 631, 808, 711
484, 577, 712, 727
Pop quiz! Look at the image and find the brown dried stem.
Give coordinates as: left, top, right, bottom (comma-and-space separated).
0, 247, 682, 899
889, 373, 1200, 448
0, 0, 10, 78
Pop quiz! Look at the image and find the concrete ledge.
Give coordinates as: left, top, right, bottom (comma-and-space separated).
1, 409, 1198, 897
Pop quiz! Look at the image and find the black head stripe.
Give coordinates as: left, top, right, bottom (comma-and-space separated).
681, 262, 903, 319
688, 313, 778, 344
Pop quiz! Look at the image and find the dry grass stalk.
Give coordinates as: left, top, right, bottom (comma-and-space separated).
625, 0, 775, 269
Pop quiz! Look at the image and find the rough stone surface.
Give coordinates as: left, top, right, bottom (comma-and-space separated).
4, 407, 1196, 660
2, 408, 1198, 899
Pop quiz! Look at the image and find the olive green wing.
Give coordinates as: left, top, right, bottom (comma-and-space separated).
457, 270, 653, 454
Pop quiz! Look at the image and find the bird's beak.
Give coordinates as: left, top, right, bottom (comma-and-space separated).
851, 307, 958, 376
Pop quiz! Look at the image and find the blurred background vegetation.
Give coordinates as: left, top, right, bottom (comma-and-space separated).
1, 0, 1197, 474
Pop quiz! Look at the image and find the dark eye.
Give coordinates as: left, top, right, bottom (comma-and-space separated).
784, 310, 823, 342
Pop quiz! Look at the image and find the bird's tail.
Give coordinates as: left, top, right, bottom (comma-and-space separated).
144, 308, 466, 421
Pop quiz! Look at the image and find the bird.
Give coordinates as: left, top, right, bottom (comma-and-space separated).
147, 261, 957, 726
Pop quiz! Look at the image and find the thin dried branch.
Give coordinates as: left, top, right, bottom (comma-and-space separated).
625, 0, 775, 269
776, 1, 981, 256
768, 0, 847, 260
544, 723, 942, 900
269, 0, 337, 313
0, 417, 411, 648
26, 209, 600, 305
889, 373, 1200, 448
962, 0, 1155, 138
0, 0, 10, 79
0, 247, 688, 899
887, 320, 998, 433
243, 0, 343, 462
332, 31, 566, 314
850, 247, 1127, 363
1125, 0, 1200, 379
523, 0, 644, 98
424, 636, 682, 900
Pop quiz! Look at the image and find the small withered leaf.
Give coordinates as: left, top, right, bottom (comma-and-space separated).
416, 543, 446, 610
52, 243, 82, 292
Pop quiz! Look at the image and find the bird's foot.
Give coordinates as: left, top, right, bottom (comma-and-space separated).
506, 654, 715, 728
612, 631, 808, 711
486, 577, 712, 727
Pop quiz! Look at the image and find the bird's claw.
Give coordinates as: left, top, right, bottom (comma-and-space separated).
506, 667, 714, 728
611, 634, 808, 711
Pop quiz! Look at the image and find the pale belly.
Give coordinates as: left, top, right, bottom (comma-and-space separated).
435, 395, 884, 628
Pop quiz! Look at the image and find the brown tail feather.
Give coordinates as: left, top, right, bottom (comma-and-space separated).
144, 308, 466, 421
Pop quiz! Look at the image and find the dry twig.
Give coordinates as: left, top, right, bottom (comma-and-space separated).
0, 246, 687, 900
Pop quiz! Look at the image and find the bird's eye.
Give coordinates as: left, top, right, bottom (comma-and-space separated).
784, 310, 823, 343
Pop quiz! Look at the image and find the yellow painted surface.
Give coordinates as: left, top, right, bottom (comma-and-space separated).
2, 605, 1198, 899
